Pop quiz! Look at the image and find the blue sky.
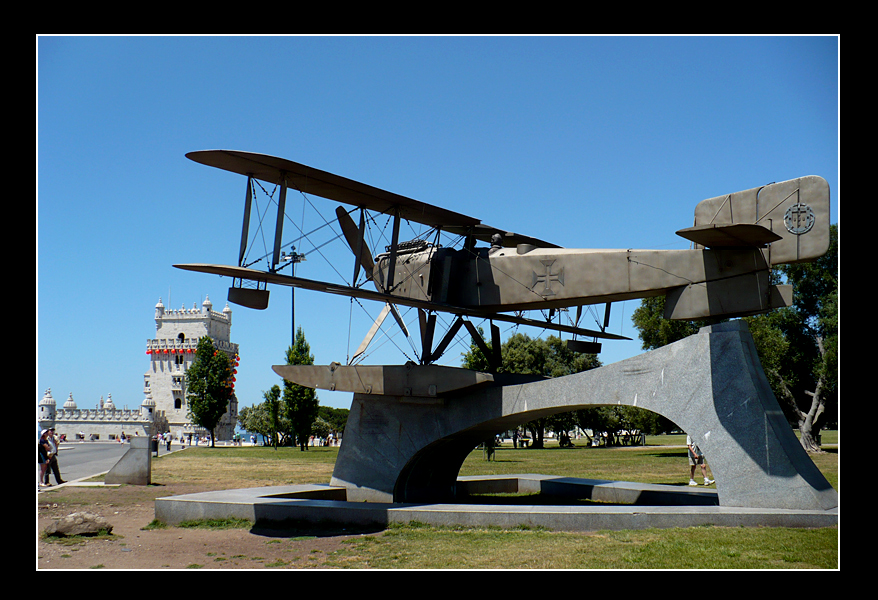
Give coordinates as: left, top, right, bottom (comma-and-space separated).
37, 35, 839, 413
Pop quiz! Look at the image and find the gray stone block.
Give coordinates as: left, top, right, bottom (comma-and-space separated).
104, 436, 151, 485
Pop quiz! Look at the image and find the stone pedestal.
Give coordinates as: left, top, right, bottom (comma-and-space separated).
331, 321, 837, 511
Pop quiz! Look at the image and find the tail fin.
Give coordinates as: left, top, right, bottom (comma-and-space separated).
680, 175, 830, 265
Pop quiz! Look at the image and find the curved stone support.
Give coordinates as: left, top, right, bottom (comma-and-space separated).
329, 321, 837, 511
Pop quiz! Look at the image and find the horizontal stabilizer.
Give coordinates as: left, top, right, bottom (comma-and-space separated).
676, 223, 782, 248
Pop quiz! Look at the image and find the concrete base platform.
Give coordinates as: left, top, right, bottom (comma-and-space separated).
154, 474, 838, 532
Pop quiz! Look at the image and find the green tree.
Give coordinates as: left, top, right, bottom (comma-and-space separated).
238, 401, 271, 445
462, 328, 600, 448
630, 225, 838, 453
460, 325, 494, 373
263, 384, 283, 449
237, 404, 261, 442
317, 405, 350, 437
311, 417, 332, 441
575, 404, 674, 446
283, 327, 320, 451
744, 224, 838, 452
237, 386, 293, 447
186, 337, 234, 447
631, 296, 714, 350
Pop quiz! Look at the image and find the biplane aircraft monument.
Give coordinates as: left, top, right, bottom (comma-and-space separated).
170, 150, 837, 525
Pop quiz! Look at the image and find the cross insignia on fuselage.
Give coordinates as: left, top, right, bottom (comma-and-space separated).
532, 259, 564, 297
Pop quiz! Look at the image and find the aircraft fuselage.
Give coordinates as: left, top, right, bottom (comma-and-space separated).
374, 244, 787, 321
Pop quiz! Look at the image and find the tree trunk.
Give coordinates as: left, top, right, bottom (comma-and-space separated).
798, 422, 822, 453
527, 423, 545, 449
798, 383, 827, 453
772, 367, 826, 454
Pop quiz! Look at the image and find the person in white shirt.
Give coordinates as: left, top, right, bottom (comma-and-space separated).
43, 428, 66, 485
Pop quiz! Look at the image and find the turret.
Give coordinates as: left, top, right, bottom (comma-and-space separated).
155, 297, 165, 328
140, 393, 155, 426
39, 388, 56, 430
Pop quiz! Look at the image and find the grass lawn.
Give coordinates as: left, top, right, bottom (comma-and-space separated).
323, 521, 838, 569
135, 433, 838, 569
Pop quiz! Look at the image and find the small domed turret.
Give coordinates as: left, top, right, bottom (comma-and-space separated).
40, 388, 56, 408
39, 389, 56, 428
141, 393, 155, 423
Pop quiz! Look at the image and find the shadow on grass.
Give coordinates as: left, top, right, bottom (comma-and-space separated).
649, 451, 688, 459
250, 520, 387, 538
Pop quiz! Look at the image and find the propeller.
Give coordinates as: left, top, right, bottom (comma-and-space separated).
336, 206, 374, 283
337, 206, 410, 362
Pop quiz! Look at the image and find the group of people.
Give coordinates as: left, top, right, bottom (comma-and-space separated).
38, 427, 65, 490
152, 432, 172, 451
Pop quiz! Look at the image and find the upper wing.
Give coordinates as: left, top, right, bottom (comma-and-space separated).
187, 150, 478, 229
186, 150, 561, 248
443, 223, 562, 249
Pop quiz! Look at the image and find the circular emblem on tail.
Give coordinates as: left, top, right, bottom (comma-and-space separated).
784, 203, 815, 235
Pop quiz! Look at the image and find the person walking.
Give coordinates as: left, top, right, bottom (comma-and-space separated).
43, 427, 66, 485
687, 434, 714, 486
39, 430, 51, 490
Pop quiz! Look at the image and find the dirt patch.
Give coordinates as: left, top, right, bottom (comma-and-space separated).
37, 483, 369, 569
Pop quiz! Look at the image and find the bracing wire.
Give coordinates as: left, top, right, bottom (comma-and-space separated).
242, 179, 636, 366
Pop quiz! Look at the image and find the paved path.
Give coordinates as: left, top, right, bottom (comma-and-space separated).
38, 440, 185, 490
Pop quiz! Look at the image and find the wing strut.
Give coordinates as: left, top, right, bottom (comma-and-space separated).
419, 310, 436, 364
229, 174, 271, 309
428, 315, 465, 364
349, 302, 411, 365
351, 304, 391, 364
386, 208, 401, 291
270, 173, 288, 272
462, 319, 502, 373
239, 176, 253, 267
